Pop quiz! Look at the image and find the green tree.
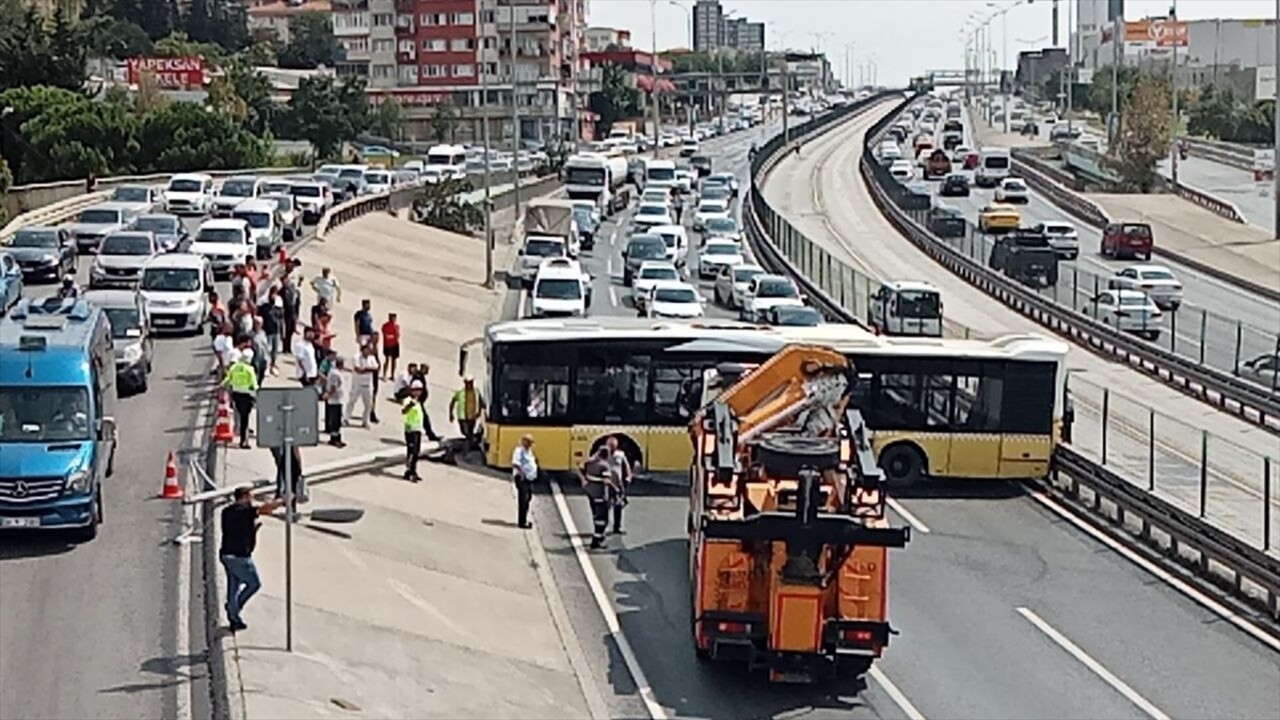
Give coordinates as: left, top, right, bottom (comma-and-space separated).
154, 30, 226, 61
0, 1, 87, 92
429, 101, 455, 142
1084, 64, 1141, 116
285, 75, 358, 160
1104, 78, 1171, 192
222, 59, 274, 135
135, 100, 270, 171
412, 178, 483, 234
277, 11, 336, 69
372, 98, 404, 141
181, 0, 247, 53
19, 94, 140, 182
588, 63, 640, 136
80, 16, 155, 59
0, 86, 85, 181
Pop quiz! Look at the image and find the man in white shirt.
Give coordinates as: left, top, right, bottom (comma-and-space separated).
345, 341, 379, 427
310, 267, 341, 307
392, 362, 419, 400
292, 328, 319, 387
511, 434, 538, 529
212, 322, 236, 376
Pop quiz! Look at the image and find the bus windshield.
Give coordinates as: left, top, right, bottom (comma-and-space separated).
0, 387, 92, 442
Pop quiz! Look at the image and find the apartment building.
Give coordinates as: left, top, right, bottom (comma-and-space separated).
379, 0, 588, 145
246, 0, 334, 46
585, 26, 631, 52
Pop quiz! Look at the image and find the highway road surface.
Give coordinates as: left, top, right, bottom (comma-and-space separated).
1158, 152, 1276, 231
764, 102, 1278, 551
0, 207, 318, 719
512, 113, 1280, 719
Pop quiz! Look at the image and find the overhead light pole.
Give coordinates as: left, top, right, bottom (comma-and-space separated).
508, 0, 520, 213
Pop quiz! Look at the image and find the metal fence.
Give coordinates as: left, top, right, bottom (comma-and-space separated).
900, 208, 1280, 392
744, 92, 1279, 555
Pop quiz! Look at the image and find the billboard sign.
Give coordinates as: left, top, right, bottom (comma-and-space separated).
1122, 19, 1188, 48
1255, 66, 1276, 102
125, 57, 205, 88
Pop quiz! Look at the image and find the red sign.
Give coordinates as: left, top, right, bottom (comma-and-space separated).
125, 57, 205, 88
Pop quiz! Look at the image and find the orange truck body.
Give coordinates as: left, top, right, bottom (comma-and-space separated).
686, 346, 910, 683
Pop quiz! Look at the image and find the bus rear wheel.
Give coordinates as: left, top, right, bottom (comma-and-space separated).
879, 443, 925, 488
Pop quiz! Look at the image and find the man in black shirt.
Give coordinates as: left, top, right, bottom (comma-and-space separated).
353, 298, 374, 347
220, 487, 284, 632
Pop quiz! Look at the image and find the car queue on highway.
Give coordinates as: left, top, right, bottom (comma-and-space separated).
874, 94, 1280, 390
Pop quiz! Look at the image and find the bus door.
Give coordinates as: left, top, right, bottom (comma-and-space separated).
945, 372, 1003, 479
568, 355, 653, 470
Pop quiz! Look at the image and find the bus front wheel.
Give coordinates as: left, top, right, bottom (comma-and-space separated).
879, 443, 925, 488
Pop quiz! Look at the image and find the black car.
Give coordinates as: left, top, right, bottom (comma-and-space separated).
622, 234, 668, 285
939, 173, 971, 197
764, 305, 824, 326
988, 228, 1059, 288
690, 155, 712, 177
926, 205, 967, 238
898, 182, 932, 211
6, 226, 76, 281
572, 207, 600, 250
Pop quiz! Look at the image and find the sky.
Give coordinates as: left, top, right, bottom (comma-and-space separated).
586, 0, 1280, 85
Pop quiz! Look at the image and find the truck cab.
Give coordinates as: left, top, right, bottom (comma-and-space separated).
988, 228, 1060, 288
868, 280, 943, 337
0, 298, 117, 541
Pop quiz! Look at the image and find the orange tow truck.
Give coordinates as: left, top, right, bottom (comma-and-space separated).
686, 345, 911, 683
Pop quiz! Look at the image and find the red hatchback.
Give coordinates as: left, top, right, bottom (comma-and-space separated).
1101, 222, 1153, 260
963, 151, 981, 170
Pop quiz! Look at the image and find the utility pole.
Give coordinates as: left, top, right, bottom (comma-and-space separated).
1111, 16, 1120, 146
1066, 0, 1074, 129
650, 0, 660, 147
1274, 0, 1279, 239
1170, 1, 1180, 185
509, 0, 521, 213
481, 32, 494, 289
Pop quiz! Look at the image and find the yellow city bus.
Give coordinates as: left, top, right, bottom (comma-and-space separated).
472, 317, 1069, 485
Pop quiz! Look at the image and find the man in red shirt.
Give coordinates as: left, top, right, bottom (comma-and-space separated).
381, 312, 401, 381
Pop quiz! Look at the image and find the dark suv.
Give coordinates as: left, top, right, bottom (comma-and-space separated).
939, 173, 970, 197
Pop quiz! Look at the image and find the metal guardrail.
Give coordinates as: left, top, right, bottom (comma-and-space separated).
742, 94, 1280, 623
4, 166, 309, 219
1180, 136, 1258, 172
0, 191, 110, 241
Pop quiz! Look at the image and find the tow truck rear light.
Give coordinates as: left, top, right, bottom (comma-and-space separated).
842, 629, 875, 644
717, 621, 752, 634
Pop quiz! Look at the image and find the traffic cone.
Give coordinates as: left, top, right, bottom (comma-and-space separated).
159, 451, 183, 499
213, 391, 235, 445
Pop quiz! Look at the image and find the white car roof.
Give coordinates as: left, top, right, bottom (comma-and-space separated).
883, 279, 939, 293
233, 199, 276, 213
1125, 264, 1174, 274
704, 238, 742, 251
144, 253, 208, 270
1001, 177, 1026, 184
637, 261, 678, 273
1110, 288, 1154, 299
650, 224, 686, 235
197, 218, 249, 231
649, 279, 696, 293
537, 257, 583, 275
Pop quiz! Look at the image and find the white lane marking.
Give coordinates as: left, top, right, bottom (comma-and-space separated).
609, 286, 619, 307
607, 257, 614, 275
1015, 607, 1171, 720
1028, 490, 1280, 653
548, 480, 668, 720
868, 665, 928, 720
886, 498, 931, 534
609, 227, 618, 246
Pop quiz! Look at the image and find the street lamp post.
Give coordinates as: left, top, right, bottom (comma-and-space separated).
649, 0, 660, 147
1170, 0, 1180, 185
508, 0, 520, 214
1273, 0, 1279, 240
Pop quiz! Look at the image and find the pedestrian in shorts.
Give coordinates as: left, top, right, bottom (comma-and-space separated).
380, 312, 401, 381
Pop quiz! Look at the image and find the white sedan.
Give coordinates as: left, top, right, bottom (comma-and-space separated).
1106, 264, 1184, 310
1034, 220, 1080, 259
888, 160, 914, 181
693, 199, 731, 231
632, 261, 682, 312
1084, 288, 1163, 340
697, 238, 745, 279
633, 202, 674, 230
645, 280, 705, 319
740, 274, 805, 322
713, 263, 765, 308
994, 177, 1030, 203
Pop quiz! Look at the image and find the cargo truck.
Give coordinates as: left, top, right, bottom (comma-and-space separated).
563, 153, 631, 216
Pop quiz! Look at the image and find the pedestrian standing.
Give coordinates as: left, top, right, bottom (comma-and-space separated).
220, 486, 285, 632
393, 362, 418, 401
603, 435, 631, 535
449, 375, 486, 452
293, 327, 319, 387
511, 433, 537, 529
280, 276, 300, 349
315, 310, 335, 352
212, 321, 236, 377
418, 363, 442, 442
311, 267, 342, 308
258, 287, 283, 375
322, 355, 347, 447
401, 380, 426, 482
380, 312, 401, 381
271, 445, 307, 512
249, 318, 269, 384
353, 299, 374, 347
222, 348, 259, 449
346, 341, 379, 427
579, 448, 613, 549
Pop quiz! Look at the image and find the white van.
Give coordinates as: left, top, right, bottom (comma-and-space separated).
163, 173, 215, 215
190, 218, 253, 277
868, 280, 943, 337
529, 257, 591, 318
138, 253, 215, 334
644, 159, 678, 191
650, 224, 689, 266
230, 198, 282, 260
975, 147, 1011, 188
212, 176, 265, 216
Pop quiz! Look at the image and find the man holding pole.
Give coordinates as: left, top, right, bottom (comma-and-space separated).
220, 487, 285, 632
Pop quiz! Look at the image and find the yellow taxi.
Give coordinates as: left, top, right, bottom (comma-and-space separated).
978, 203, 1021, 233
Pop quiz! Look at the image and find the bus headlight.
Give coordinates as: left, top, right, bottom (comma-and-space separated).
66, 469, 91, 494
